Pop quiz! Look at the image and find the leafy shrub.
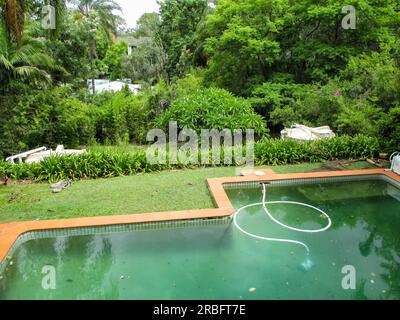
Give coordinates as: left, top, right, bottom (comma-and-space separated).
140, 70, 206, 118
53, 98, 97, 148
94, 91, 156, 145
250, 52, 400, 146
334, 102, 378, 136
255, 135, 379, 165
0, 87, 97, 155
0, 88, 156, 157
250, 80, 313, 126
156, 88, 268, 136
376, 106, 400, 153
173, 69, 205, 99
0, 135, 380, 182
103, 41, 129, 80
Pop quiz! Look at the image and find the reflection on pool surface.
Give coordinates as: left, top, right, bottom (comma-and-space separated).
1, 176, 400, 300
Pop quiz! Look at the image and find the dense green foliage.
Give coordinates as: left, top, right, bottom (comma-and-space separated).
110, 12, 167, 84
0, 86, 95, 156
251, 52, 400, 147
103, 41, 128, 80
0, 135, 379, 182
203, 0, 399, 95
0, 87, 157, 157
0, 0, 399, 166
0, 20, 59, 87
156, 88, 268, 135
255, 135, 379, 165
159, 0, 208, 80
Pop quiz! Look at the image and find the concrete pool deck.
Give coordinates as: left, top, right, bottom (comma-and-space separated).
1, 168, 399, 263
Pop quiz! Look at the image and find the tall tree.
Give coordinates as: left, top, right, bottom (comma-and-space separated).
134, 12, 160, 38
0, 20, 58, 88
1, 0, 66, 46
72, 0, 123, 92
73, 0, 122, 41
159, 0, 208, 81
203, 0, 400, 95
119, 12, 167, 84
1, 0, 25, 47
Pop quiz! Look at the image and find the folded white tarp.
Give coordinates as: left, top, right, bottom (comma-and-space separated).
281, 124, 335, 141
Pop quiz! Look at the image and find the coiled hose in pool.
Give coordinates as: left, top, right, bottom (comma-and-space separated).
233, 183, 332, 255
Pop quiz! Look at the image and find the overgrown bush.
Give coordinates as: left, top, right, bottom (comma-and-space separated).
376, 106, 400, 153
0, 87, 97, 155
249, 52, 400, 149
93, 91, 155, 145
156, 88, 268, 136
0, 88, 156, 157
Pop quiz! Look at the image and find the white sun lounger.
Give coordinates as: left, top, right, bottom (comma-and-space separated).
5, 145, 86, 164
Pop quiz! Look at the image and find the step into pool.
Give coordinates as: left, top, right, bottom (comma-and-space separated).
0, 175, 400, 300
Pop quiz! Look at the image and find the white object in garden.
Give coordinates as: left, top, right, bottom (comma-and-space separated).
281, 124, 335, 141
50, 178, 72, 193
254, 171, 266, 176
89, 80, 142, 95
5, 147, 48, 164
388, 152, 400, 175
5, 145, 86, 164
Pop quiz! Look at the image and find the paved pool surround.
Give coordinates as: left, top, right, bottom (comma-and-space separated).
1, 168, 399, 264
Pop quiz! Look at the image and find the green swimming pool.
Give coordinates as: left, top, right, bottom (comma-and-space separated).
1, 175, 400, 300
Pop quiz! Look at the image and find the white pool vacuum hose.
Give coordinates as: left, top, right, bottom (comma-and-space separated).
233, 183, 332, 255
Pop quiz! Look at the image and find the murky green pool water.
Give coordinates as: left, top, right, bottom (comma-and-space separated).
1, 176, 400, 300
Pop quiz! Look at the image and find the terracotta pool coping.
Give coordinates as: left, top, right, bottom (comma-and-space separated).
0, 168, 399, 263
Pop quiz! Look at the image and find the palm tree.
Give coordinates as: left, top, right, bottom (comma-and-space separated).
1, 0, 25, 48
1, 0, 66, 47
74, 0, 122, 38
0, 20, 57, 86
72, 0, 123, 93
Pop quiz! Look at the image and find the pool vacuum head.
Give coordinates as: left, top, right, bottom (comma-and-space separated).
300, 258, 314, 271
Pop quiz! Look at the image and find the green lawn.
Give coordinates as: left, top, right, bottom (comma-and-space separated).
0, 161, 375, 223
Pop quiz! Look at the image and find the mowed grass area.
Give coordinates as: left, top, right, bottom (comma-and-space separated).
0, 161, 375, 223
